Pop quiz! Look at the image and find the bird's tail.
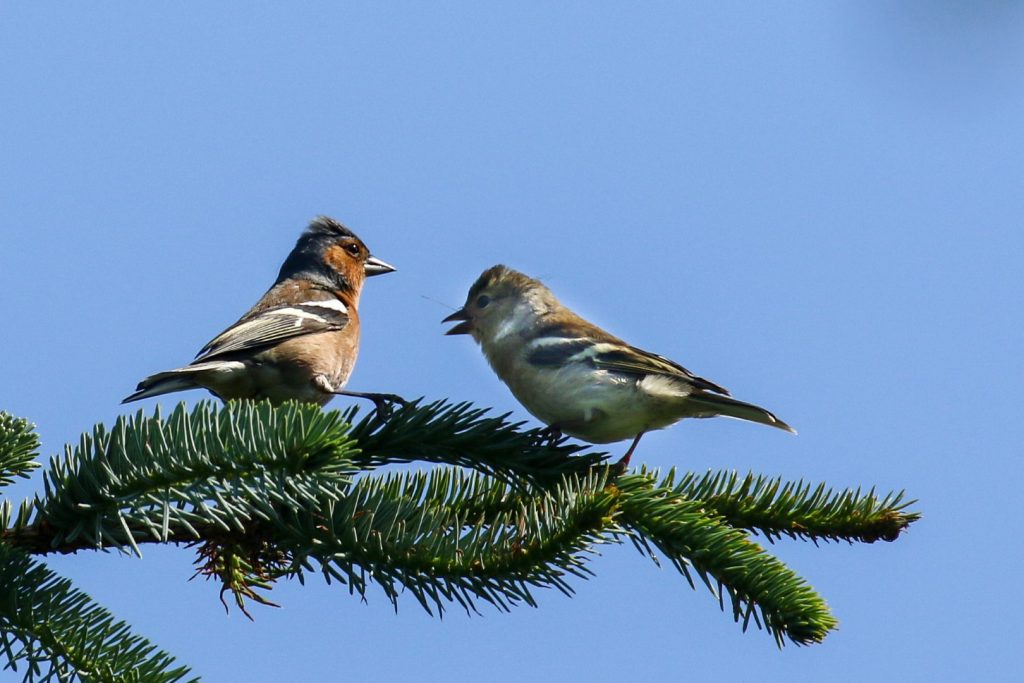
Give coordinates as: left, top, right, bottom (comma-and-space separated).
685, 392, 796, 434
122, 369, 201, 404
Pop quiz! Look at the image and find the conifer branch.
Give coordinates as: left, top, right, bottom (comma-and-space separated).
281, 468, 618, 615
616, 472, 839, 646
0, 413, 40, 488
0, 543, 195, 683
0, 398, 922, 675
668, 469, 920, 543
345, 399, 607, 482
29, 401, 359, 554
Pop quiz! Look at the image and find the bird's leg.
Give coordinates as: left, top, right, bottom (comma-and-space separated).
614, 433, 645, 471
332, 390, 409, 418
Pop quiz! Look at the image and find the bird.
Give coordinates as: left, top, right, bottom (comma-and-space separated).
124, 216, 403, 411
442, 265, 794, 467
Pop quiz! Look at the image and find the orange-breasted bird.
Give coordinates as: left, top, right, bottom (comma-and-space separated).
124, 216, 401, 410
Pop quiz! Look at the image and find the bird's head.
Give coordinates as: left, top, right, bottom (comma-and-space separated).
443, 265, 550, 344
277, 216, 395, 296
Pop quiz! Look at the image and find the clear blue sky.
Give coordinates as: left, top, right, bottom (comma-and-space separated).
2, 3, 1022, 681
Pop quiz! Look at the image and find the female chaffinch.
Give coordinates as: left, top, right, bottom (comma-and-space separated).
124, 216, 402, 410
443, 265, 794, 466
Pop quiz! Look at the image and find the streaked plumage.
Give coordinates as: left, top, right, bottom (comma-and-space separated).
124, 216, 398, 407
443, 265, 794, 466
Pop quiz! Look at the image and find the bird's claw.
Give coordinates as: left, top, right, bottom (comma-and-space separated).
332, 390, 409, 420
369, 393, 408, 419
532, 424, 564, 447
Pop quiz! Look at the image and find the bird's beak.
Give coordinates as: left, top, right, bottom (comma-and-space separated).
364, 255, 396, 277
442, 308, 473, 335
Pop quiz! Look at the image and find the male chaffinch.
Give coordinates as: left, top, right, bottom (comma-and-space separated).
124, 216, 402, 410
443, 265, 794, 466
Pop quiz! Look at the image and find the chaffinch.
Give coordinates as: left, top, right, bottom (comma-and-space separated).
443, 265, 794, 466
124, 216, 402, 410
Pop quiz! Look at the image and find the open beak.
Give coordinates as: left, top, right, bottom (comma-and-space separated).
442, 308, 473, 335
364, 255, 396, 277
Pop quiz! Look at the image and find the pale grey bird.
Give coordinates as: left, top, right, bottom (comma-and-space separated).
443, 265, 794, 466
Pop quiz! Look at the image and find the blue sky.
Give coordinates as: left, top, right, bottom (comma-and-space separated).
2, 2, 1022, 681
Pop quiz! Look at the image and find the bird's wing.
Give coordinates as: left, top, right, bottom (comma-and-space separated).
594, 343, 730, 395
526, 337, 730, 395
194, 300, 350, 362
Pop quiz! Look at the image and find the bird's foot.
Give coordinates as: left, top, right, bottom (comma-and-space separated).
612, 433, 645, 475
333, 390, 409, 420
533, 424, 564, 447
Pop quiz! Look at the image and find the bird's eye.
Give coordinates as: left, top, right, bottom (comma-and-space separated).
476, 294, 491, 308
344, 243, 361, 257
